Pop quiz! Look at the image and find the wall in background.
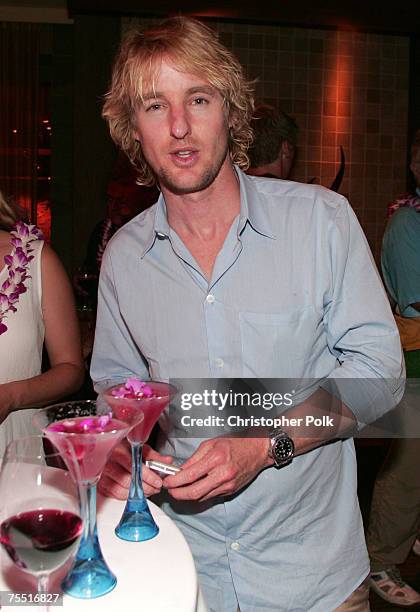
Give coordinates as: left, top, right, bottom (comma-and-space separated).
219, 23, 410, 261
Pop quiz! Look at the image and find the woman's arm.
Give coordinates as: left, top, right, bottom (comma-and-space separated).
0, 245, 85, 422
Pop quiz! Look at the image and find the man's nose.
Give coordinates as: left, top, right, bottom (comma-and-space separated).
169, 107, 191, 140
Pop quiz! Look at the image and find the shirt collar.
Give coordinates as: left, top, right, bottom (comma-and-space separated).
235, 167, 276, 239
140, 193, 170, 258
140, 165, 276, 257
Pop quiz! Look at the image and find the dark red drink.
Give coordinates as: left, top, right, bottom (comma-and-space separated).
0, 509, 82, 573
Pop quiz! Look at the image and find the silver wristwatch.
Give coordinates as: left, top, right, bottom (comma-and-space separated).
268, 428, 295, 468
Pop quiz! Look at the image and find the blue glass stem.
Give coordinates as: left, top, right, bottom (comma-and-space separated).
78, 482, 103, 562
114, 442, 159, 542
62, 482, 116, 598
130, 443, 146, 504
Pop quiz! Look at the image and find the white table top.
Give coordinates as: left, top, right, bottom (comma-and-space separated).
0, 495, 208, 612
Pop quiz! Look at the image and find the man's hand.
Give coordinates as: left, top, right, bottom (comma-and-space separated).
163, 436, 272, 502
98, 441, 175, 499
142, 445, 175, 496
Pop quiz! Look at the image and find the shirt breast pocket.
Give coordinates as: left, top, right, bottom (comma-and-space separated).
239, 307, 322, 378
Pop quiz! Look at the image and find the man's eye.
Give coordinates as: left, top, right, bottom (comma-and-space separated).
146, 103, 162, 111
192, 98, 208, 105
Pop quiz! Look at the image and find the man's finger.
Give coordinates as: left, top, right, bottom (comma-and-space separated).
167, 465, 231, 500
108, 441, 132, 471
181, 441, 215, 469
164, 445, 226, 488
143, 483, 162, 497
164, 458, 209, 488
167, 476, 221, 501
98, 474, 128, 500
142, 465, 166, 489
102, 460, 131, 489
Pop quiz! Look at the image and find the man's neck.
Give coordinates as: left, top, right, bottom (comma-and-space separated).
161, 160, 241, 280
163, 160, 241, 240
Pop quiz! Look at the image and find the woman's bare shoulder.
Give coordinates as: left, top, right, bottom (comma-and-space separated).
40, 243, 73, 297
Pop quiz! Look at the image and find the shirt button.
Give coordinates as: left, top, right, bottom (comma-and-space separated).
206, 294, 215, 304
215, 358, 224, 368
231, 541, 240, 551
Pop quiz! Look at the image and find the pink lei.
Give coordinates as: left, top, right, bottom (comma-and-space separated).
0, 221, 44, 336
387, 192, 420, 218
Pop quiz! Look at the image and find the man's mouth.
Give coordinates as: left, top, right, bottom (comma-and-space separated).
175, 150, 194, 157
170, 148, 198, 165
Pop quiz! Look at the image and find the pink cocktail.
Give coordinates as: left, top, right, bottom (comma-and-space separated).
106, 380, 173, 444
46, 415, 129, 482
33, 400, 144, 598
102, 379, 175, 542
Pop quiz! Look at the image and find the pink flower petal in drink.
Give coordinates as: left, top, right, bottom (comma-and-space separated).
141, 385, 153, 398
97, 414, 112, 430
125, 377, 146, 394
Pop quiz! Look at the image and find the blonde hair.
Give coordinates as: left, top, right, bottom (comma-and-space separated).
0, 190, 20, 231
103, 16, 255, 186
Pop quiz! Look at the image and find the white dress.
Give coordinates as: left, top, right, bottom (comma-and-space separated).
0, 238, 45, 456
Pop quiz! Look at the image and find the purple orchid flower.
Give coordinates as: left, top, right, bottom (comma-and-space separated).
110, 377, 154, 399
0, 222, 43, 336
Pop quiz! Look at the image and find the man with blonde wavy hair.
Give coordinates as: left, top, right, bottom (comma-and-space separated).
102, 17, 253, 189
91, 16, 404, 612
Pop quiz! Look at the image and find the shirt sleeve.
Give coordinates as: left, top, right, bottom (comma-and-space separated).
321, 197, 405, 429
90, 246, 149, 393
381, 207, 420, 317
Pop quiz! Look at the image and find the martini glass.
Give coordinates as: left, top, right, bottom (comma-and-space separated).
103, 380, 174, 542
33, 399, 144, 599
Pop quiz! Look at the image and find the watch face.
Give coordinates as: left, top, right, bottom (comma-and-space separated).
273, 435, 294, 466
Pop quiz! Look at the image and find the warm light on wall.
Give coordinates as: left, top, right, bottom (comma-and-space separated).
322, 33, 353, 169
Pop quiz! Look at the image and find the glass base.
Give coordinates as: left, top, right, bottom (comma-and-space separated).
62, 558, 117, 599
115, 500, 159, 542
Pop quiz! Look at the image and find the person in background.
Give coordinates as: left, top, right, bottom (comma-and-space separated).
367, 133, 420, 607
386, 130, 420, 219
74, 176, 158, 374
84, 178, 159, 277
0, 190, 84, 456
91, 16, 404, 611
247, 103, 298, 179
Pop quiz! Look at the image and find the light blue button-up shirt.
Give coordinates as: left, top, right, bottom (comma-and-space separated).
91, 168, 404, 612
